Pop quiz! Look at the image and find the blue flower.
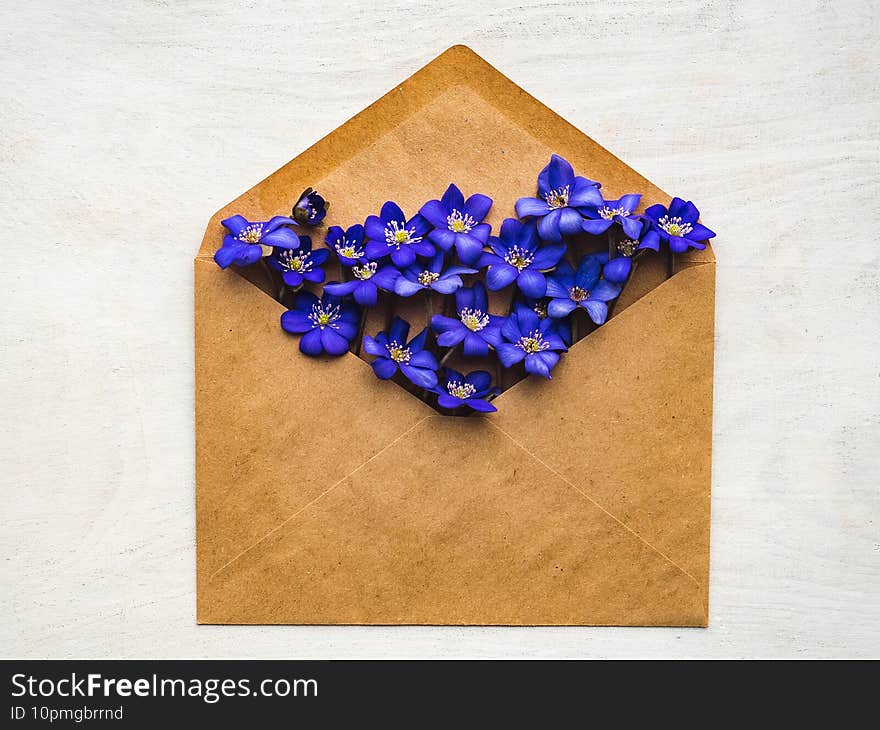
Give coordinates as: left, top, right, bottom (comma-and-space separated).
641, 197, 715, 253
478, 218, 566, 298
514, 154, 603, 242
326, 224, 368, 266
266, 235, 330, 287
419, 183, 493, 264
429, 282, 504, 357
526, 297, 573, 346
393, 251, 476, 297
362, 318, 439, 389
280, 291, 360, 357
323, 261, 400, 307
364, 201, 433, 267
546, 254, 621, 325
581, 193, 643, 240
603, 225, 650, 284
214, 214, 299, 269
432, 369, 500, 413
496, 304, 568, 379
292, 187, 328, 225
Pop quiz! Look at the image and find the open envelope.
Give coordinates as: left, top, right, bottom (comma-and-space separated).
195, 46, 715, 626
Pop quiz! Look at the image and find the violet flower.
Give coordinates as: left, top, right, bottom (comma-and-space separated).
429, 282, 504, 357
432, 369, 500, 413
214, 214, 298, 269
323, 261, 400, 307
603, 222, 650, 284
280, 291, 360, 357
326, 224, 368, 266
419, 183, 493, 264
364, 201, 433, 267
514, 154, 603, 242
641, 197, 715, 253
496, 304, 568, 379
393, 251, 476, 297
478, 218, 565, 298
362, 318, 439, 389
292, 187, 328, 225
526, 297, 573, 346
266, 235, 330, 287
581, 193, 643, 240
546, 254, 621, 325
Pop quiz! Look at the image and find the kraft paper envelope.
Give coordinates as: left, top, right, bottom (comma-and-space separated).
195, 46, 715, 626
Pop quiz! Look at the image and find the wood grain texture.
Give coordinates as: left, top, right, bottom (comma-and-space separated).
1, 0, 878, 657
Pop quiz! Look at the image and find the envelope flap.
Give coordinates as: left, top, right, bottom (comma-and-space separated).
492, 262, 715, 589
195, 259, 432, 579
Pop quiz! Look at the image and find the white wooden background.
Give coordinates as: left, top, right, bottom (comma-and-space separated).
1, 0, 878, 658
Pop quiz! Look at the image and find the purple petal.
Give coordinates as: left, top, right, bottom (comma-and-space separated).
221, 214, 248, 235
603, 257, 632, 284
394, 277, 425, 297
530, 243, 566, 270
547, 154, 574, 189
582, 299, 608, 324
380, 201, 406, 224
496, 343, 526, 368
464, 398, 497, 413
321, 328, 350, 356
364, 215, 385, 241
485, 262, 519, 291
429, 228, 457, 252
462, 332, 489, 357
454, 234, 485, 264
557, 208, 584, 235
438, 393, 464, 410
463, 193, 492, 222
537, 209, 563, 242
371, 357, 398, 380
441, 183, 464, 212
280, 310, 313, 333
299, 328, 324, 356
688, 222, 715, 241
515, 197, 552, 218
324, 280, 359, 296
516, 269, 547, 299
400, 364, 438, 389
582, 218, 613, 235
590, 280, 621, 302
362, 335, 386, 357
547, 298, 577, 318
419, 199, 449, 228
353, 282, 378, 307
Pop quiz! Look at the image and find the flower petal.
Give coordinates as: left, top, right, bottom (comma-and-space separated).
496, 343, 526, 368
391, 246, 416, 268
280, 310, 313, 333
394, 276, 425, 297
530, 243, 566, 271
590, 280, 621, 302
603, 257, 632, 284
582, 299, 608, 325
547, 298, 577, 318
323, 280, 359, 297
462, 332, 489, 357
400, 364, 438, 389
537, 208, 563, 242
410, 350, 439, 369
420, 199, 449, 228
353, 281, 378, 307
364, 215, 385, 242
388, 317, 410, 345
430, 315, 460, 334
620, 215, 643, 240
371, 357, 398, 380
557, 207, 584, 235
320, 328, 350, 356
688, 222, 716, 241
441, 183, 464, 212
485, 262, 519, 291
438, 393, 464, 410
516, 269, 547, 299
547, 154, 574, 189
463, 193, 492, 222
465, 370, 493, 392
299, 328, 324, 356
429, 228, 457, 252
515, 197, 552, 218
362, 335, 386, 357
380, 200, 406, 224
581, 218, 613, 235
261, 227, 300, 248
464, 398, 497, 413
454, 234, 485, 264
221, 214, 248, 235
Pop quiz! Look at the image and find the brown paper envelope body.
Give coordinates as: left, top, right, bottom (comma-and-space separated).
195, 46, 715, 626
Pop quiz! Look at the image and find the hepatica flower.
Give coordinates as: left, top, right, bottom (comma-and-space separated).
527, 297, 572, 346
323, 261, 400, 307
292, 187, 328, 226
280, 291, 359, 357
581, 193, 643, 240
546, 254, 621, 325
362, 317, 439, 389
214, 214, 298, 269
603, 222, 650, 284
642, 197, 715, 253
430, 282, 504, 357
393, 252, 476, 297
326, 224, 368, 266
432, 369, 500, 413
515, 154, 603, 242
478, 218, 565, 298
266, 236, 330, 287
497, 305, 568, 379
365, 201, 433, 267
419, 184, 493, 264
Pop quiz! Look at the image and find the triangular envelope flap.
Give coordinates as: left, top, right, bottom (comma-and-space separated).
197, 45, 713, 277
201, 416, 706, 626
194, 259, 432, 579
493, 263, 715, 589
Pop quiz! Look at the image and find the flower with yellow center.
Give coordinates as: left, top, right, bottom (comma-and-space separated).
658, 215, 693, 238
459, 307, 490, 332
543, 185, 570, 209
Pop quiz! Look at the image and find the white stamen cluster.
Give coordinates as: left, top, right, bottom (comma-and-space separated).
308, 302, 341, 329
447, 381, 477, 400
237, 223, 264, 243
384, 220, 422, 248
386, 340, 411, 363
569, 286, 590, 302
353, 262, 377, 280
334, 237, 364, 260
446, 209, 477, 234
617, 239, 639, 257
517, 330, 550, 354
459, 307, 490, 332
598, 205, 630, 220
504, 245, 534, 271
418, 270, 440, 285
658, 215, 692, 238
533, 302, 549, 319
544, 185, 570, 209
277, 249, 312, 273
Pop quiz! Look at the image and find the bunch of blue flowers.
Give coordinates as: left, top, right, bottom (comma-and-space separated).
214, 156, 714, 414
